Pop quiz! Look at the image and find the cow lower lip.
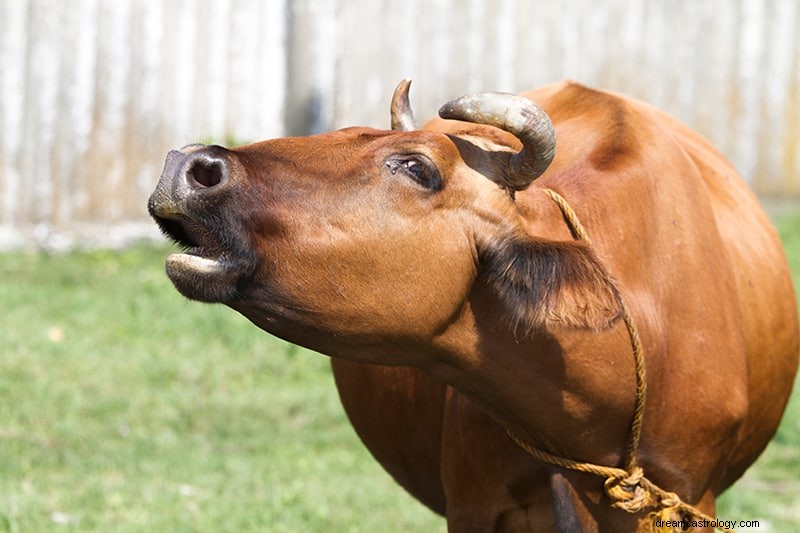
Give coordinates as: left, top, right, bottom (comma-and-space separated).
164, 250, 245, 303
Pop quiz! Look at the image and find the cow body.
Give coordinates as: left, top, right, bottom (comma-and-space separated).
148, 81, 798, 531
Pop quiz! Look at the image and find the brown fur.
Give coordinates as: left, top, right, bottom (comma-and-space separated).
483, 236, 622, 333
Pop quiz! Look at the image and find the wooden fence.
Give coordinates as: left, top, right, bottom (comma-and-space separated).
1, 0, 798, 249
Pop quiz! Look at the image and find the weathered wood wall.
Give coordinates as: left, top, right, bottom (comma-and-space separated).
1, 0, 798, 248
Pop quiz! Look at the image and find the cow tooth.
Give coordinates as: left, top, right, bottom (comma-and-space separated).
167, 252, 226, 274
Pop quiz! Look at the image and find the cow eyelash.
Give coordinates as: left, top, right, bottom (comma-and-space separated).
385, 154, 442, 191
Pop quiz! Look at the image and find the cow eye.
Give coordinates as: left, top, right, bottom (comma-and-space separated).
385, 155, 442, 191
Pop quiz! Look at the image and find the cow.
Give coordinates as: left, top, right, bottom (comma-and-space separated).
147, 79, 799, 532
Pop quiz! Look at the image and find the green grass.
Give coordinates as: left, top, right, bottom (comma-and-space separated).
0, 246, 444, 532
1, 212, 798, 532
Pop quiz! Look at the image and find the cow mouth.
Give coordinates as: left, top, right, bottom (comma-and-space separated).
157, 215, 225, 264
151, 211, 251, 302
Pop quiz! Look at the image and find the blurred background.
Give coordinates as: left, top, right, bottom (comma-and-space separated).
0, 0, 798, 249
1, 1, 799, 531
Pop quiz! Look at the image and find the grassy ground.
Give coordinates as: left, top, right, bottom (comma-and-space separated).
1, 213, 798, 532
0, 246, 444, 532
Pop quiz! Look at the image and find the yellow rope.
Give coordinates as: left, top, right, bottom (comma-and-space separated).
503, 188, 733, 533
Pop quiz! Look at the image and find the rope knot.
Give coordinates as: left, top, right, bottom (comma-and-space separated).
658, 490, 682, 510
603, 466, 652, 513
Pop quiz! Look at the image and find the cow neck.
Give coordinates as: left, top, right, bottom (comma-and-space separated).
504, 188, 734, 533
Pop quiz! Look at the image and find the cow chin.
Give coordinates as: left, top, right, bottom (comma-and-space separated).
165, 252, 245, 303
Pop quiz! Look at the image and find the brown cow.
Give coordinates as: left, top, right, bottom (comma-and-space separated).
147, 80, 799, 531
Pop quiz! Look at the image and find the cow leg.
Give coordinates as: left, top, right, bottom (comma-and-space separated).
440, 389, 556, 532
330, 359, 448, 514
549, 468, 593, 533
544, 468, 658, 532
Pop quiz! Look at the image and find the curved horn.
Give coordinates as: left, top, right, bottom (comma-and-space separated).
390, 78, 417, 131
439, 93, 555, 190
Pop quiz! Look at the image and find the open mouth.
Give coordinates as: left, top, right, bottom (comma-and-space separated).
146, 145, 255, 303
150, 211, 247, 302
155, 215, 230, 270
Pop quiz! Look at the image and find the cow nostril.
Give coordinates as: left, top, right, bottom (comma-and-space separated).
187, 159, 225, 189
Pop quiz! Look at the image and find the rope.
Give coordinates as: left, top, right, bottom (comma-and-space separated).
542, 188, 647, 474
503, 188, 733, 533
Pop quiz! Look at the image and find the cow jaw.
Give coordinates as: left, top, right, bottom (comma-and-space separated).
153, 214, 250, 302
149, 207, 256, 303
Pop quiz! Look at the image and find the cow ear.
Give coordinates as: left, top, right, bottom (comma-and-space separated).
482, 236, 623, 333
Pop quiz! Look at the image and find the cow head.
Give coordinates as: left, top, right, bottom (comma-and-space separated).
147, 81, 621, 363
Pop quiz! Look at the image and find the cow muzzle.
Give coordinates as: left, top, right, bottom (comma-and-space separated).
147, 144, 253, 303
147, 144, 229, 218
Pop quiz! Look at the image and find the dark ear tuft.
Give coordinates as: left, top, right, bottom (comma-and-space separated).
483, 237, 623, 334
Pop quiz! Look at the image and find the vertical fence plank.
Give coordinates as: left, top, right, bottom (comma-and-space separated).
286, 0, 337, 135
787, 0, 800, 195
767, 0, 799, 195
49, 0, 85, 227
80, 0, 131, 222
127, 0, 165, 209
254, 0, 288, 141
23, 0, 63, 227
0, 0, 28, 235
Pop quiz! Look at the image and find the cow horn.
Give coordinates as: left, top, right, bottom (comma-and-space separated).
390, 78, 417, 131
439, 93, 556, 190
